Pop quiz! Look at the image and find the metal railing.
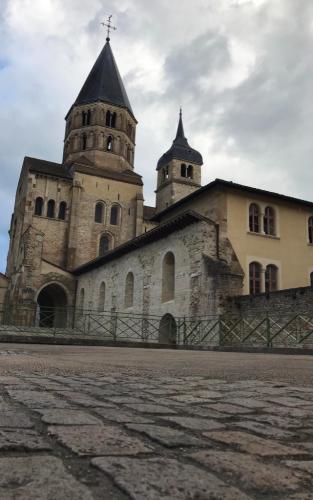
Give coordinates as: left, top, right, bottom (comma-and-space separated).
1, 303, 313, 348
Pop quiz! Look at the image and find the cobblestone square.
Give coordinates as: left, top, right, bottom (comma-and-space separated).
1, 343, 313, 498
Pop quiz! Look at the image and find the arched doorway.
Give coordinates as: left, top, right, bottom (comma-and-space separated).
37, 283, 68, 328
159, 313, 177, 345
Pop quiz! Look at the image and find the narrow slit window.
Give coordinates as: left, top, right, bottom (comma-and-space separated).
58, 201, 66, 220
34, 197, 43, 216
110, 205, 119, 225
95, 202, 104, 223
309, 217, 313, 244
125, 272, 134, 308
162, 252, 175, 302
46, 199, 55, 218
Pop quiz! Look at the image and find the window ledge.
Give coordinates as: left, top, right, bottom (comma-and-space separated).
247, 231, 280, 240
161, 299, 175, 304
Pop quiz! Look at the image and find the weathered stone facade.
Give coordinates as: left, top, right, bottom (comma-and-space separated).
4, 40, 152, 314
75, 213, 243, 318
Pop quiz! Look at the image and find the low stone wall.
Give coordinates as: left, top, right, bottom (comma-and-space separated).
224, 286, 313, 315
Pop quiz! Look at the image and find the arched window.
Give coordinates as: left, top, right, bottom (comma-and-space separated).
181, 164, 187, 177
162, 252, 175, 302
249, 203, 260, 233
82, 134, 87, 150
249, 262, 261, 294
187, 165, 193, 179
47, 199, 55, 218
308, 217, 313, 244
99, 234, 110, 256
265, 264, 278, 292
34, 197, 43, 216
107, 136, 113, 151
79, 288, 84, 310
98, 282, 106, 311
163, 166, 169, 181
110, 205, 119, 225
82, 111, 87, 126
86, 109, 91, 125
310, 272, 313, 287
106, 110, 111, 127
125, 272, 134, 308
58, 201, 66, 220
264, 206, 275, 235
95, 202, 104, 223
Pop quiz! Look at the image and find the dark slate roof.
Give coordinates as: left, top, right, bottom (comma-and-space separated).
74, 211, 211, 275
0, 272, 8, 281
143, 205, 156, 220
73, 40, 134, 117
74, 164, 143, 186
157, 110, 203, 170
152, 178, 313, 221
24, 157, 72, 180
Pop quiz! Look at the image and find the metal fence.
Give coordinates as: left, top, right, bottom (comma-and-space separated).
1, 303, 313, 348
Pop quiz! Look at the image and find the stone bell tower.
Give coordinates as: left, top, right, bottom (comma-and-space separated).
155, 110, 203, 213
63, 37, 137, 172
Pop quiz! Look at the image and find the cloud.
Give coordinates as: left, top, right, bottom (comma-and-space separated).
1, 0, 313, 272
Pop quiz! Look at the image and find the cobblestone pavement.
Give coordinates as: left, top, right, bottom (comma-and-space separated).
1, 345, 313, 498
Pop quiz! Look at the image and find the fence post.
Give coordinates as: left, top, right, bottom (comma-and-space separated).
183, 317, 187, 346
112, 311, 117, 342
266, 312, 271, 348
218, 314, 222, 346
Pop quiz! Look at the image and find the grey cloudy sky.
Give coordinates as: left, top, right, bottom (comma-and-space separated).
1, 0, 313, 272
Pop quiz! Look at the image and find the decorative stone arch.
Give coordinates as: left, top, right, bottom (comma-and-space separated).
159, 314, 177, 344
36, 282, 69, 328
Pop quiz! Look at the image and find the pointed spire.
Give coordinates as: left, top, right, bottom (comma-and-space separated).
74, 40, 134, 116
157, 109, 203, 170
175, 108, 185, 140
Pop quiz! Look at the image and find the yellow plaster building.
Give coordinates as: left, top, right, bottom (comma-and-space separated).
152, 179, 313, 295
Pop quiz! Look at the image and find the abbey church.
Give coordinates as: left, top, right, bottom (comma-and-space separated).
3, 36, 313, 323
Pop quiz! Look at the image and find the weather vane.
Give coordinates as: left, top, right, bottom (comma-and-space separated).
101, 15, 117, 41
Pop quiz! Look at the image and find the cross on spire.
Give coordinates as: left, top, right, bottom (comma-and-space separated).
101, 15, 117, 42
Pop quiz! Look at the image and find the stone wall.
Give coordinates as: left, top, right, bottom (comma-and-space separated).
77, 218, 243, 318
224, 286, 313, 316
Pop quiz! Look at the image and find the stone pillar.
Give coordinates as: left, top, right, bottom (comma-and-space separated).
135, 192, 144, 236
66, 180, 83, 270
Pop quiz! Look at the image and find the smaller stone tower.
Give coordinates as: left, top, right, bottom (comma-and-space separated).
155, 110, 203, 213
